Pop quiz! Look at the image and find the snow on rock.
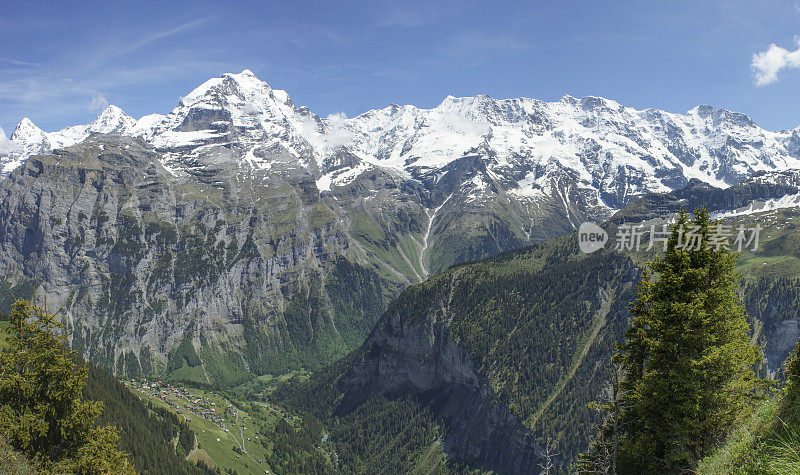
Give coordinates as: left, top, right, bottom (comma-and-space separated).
3, 106, 137, 164
712, 193, 800, 219
4, 69, 800, 214
10, 118, 50, 157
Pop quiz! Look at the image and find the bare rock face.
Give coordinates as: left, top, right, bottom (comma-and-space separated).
0, 135, 406, 380
743, 278, 800, 373
339, 307, 542, 474
4, 69, 800, 390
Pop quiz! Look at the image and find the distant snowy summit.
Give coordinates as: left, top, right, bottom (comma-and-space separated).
4, 69, 800, 213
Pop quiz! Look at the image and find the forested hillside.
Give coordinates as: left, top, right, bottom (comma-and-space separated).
276, 236, 640, 470
83, 365, 211, 474
0, 304, 210, 474
275, 191, 800, 471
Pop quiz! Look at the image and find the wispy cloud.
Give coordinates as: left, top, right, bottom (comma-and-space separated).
79, 18, 213, 74
102, 18, 211, 62
0, 55, 238, 120
752, 37, 800, 86
0, 16, 233, 130
0, 127, 20, 154
88, 92, 109, 112
437, 32, 532, 68
0, 57, 43, 67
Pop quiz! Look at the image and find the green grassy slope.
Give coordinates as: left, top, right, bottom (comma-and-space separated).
699, 346, 800, 474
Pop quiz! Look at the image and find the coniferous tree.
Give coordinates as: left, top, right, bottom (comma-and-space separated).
0, 298, 134, 473
575, 363, 625, 474
613, 207, 762, 472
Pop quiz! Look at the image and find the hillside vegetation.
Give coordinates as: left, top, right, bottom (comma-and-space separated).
275, 235, 640, 469
699, 342, 800, 474
0, 300, 208, 474
0, 299, 133, 473
83, 365, 209, 474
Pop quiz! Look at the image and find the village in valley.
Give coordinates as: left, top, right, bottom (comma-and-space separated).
125, 378, 301, 474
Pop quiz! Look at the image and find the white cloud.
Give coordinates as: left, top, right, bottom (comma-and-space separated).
296, 112, 355, 152
88, 92, 109, 113
752, 38, 800, 86
324, 112, 354, 148
0, 126, 20, 154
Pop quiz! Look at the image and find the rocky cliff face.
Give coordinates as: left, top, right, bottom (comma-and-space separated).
743, 278, 800, 373
3, 70, 800, 383
339, 307, 541, 473
0, 134, 406, 380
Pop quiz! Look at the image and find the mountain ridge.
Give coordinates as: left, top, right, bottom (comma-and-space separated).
3, 69, 800, 390
6, 69, 800, 213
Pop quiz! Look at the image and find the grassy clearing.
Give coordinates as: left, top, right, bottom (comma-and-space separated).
128, 384, 274, 473
186, 448, 215, 469
128, 378, 320, 474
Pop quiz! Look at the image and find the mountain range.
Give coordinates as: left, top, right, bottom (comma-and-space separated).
5, 70, 800, 471
2, 69, 800, 381
9, 70, 800, 230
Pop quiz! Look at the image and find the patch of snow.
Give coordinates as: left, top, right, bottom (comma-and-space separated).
315, 174, 332, 191
151, 129, 224, 148
712, 193, 800, 219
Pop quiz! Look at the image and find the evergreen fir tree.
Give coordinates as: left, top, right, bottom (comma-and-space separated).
575, 363, 624, 474
613, 206, 762, 472
0, 298, 134, 474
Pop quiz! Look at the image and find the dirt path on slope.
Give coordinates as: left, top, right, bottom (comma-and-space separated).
529, 286, 615, 429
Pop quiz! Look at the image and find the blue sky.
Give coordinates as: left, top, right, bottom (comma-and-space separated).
2, 0, 800, 134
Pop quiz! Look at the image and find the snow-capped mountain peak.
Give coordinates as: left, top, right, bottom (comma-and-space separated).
10, 117, 50, 160
143, 70, 317, 169
179, 69, 288, 110
11, 117, 46, 143
7, 106, 136, 160
4, 69, 800, 217
89, 105, 136, 134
